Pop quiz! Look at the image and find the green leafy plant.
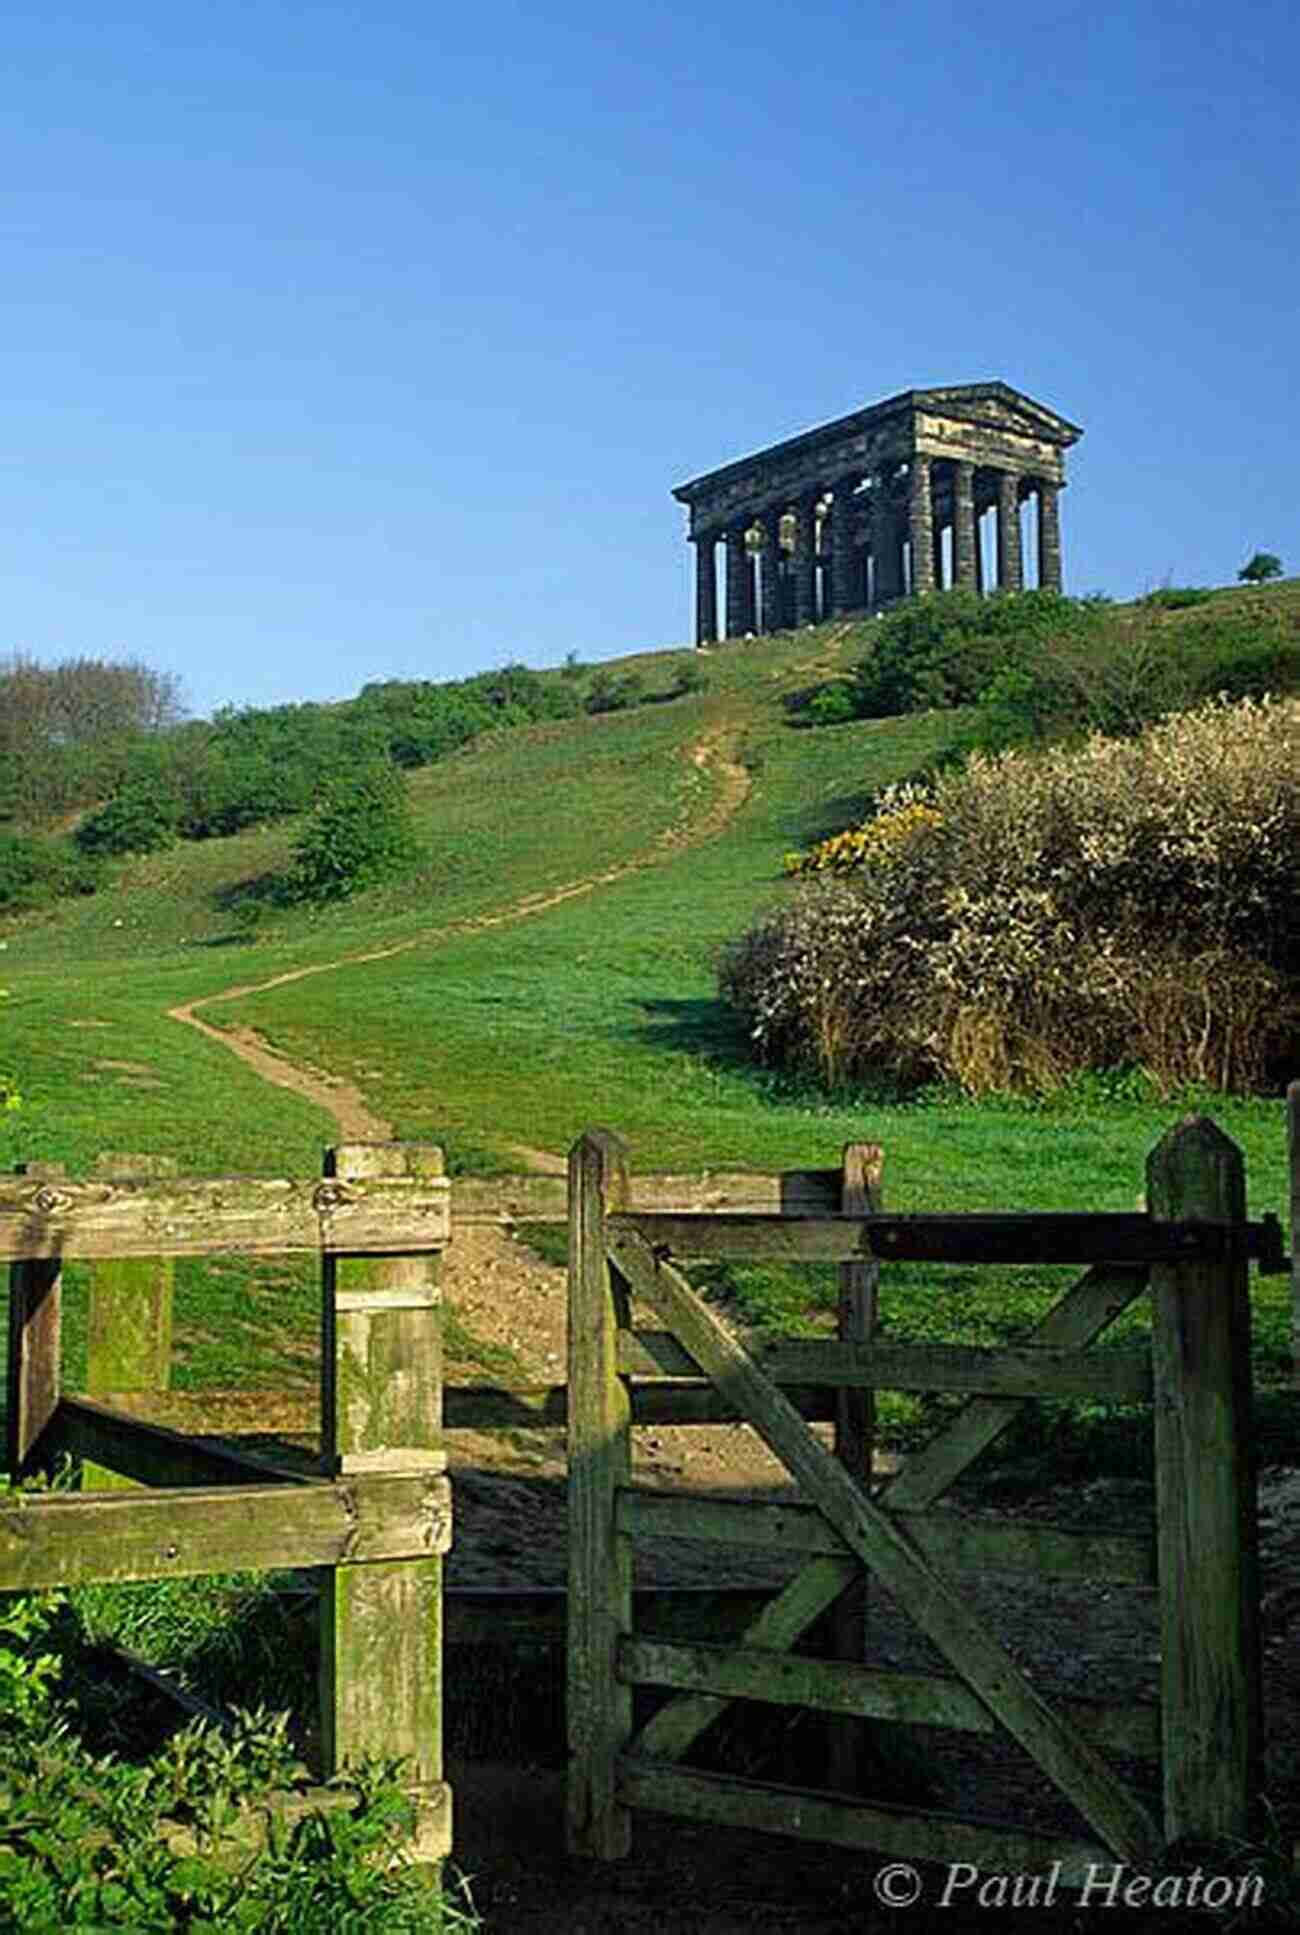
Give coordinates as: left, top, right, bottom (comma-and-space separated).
1239, 551, 1283, 584
75, 780, 180, 857
285, 762, 420, 904
0, 832, 102, 911
1140, 584, 1213, 610
0, 1562, 479, 1931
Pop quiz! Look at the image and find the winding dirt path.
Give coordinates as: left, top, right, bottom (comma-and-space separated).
167, 728, 752, 1150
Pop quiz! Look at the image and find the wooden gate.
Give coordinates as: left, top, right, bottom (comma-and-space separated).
567, 1117, 1283, 1878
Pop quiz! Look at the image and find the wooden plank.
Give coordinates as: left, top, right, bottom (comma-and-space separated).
0, 1170, 450, 1262
762, 1339, 1151, 1402
83, 1156, 177, 1492
625, 1333, 1151, 1401
880, 1265, 1149, 1511
449, 1168, 844, 1226
566, 1129, 634, 1858
630, 1555, 858, 1764
77, 1386, 319, 1436
616, 1489, 1155, 1586
6, 1260, 62, 1478
48, 1397, 316, 1490
619, 1636, 1160, 1759
5, 1163, 65, 1477
1148, 1116, 1262, 1845
829, 1142, 880, 1789
319, 1144, 446, 1791
0, 1470, 451, 1590
617, 1759, 1111, 1887
610, 1210, 1263, 1265
608, 1227, 1162, 1865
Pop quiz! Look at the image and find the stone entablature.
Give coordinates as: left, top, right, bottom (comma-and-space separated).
673, 382, 1082, 645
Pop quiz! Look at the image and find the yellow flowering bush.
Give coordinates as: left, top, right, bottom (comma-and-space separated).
788, 801, 943, 875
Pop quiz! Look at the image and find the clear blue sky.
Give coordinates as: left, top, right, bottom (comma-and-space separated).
3, 1, 1296, 718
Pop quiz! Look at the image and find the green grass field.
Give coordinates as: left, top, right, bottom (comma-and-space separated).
1, 593, 1295, 1443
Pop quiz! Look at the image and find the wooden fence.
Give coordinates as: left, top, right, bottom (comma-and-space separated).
566, 1114, 1289, 1879
1, 1143, 453, 1862
4, 1102, 1294, 1875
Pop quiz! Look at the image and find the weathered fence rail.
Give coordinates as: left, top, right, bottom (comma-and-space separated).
2, 1143, 453, 1862
567, 1114, 1280, 1880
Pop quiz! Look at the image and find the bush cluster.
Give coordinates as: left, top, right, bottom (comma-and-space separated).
797, 587, 1300, 761
722, 695, 1300, 1097
0, 833, 102, 910
0, 1556, 478, 1929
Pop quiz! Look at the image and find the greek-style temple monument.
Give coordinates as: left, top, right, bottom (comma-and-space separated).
673, 382, 1082, 645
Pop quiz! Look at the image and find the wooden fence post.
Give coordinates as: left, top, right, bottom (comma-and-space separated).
5, 1163, 65, 1479
1288, 1080, 1299, 1385
318, 1143, 447, 1841
82, 1155, 177, 1490
1147, 1115, 1261, 1845
567, 1128, 632, 1857
826, 1141, 883, 1790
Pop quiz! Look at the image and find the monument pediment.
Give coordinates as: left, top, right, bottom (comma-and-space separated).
912, 383, 1082, 446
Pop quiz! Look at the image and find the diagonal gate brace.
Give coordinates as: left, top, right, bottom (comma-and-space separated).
607, 1227, 1162, 1868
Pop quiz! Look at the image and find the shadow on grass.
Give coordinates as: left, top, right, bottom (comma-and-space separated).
635, 995, 916, 1110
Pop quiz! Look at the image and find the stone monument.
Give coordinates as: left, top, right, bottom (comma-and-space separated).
673, 381, 1082, 645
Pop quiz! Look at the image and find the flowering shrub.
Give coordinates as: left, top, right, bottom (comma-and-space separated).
723, 695, 1300, 1096
787, 802, 943, 875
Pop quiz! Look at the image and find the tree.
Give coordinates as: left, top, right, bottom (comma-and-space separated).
0, 655, 186, 826
1238, 551, 1283, 584
287, 761, 420, 903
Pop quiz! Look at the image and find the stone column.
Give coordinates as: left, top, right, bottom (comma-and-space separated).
1037, 480, 1063, 592
830, 480, 859, 616
932, 524, 945, 593
792, 497, 817, 627
908, 456, 935, 597
996, 471, 1023, 593
693, 534, 717, 646
953, 460, 978, 590
725, 525, 750, 638
871, 469, 901, 607
759, 510, 783, 634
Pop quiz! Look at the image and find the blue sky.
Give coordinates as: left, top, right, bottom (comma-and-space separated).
3, 1, 1296, 718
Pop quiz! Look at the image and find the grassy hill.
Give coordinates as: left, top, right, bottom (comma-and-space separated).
2, 585, 1295, 1195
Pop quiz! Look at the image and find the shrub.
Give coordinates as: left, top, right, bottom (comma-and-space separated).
75, 780, 179, 857
723, 695, 1300, 1097
803, 682, 858, 727
1239, 551, 1283, 584
851, 587, 1098, 718
668, 656, 708, 698
286, 761, 420, 903
0, 832, 101, 910
1140, 586, 1213, 610
584, 668, 644, 715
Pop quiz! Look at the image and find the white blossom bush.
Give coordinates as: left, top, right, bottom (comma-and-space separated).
721, 695, 1300, 1096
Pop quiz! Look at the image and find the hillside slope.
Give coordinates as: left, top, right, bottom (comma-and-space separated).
0, 590, 1291, 1212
